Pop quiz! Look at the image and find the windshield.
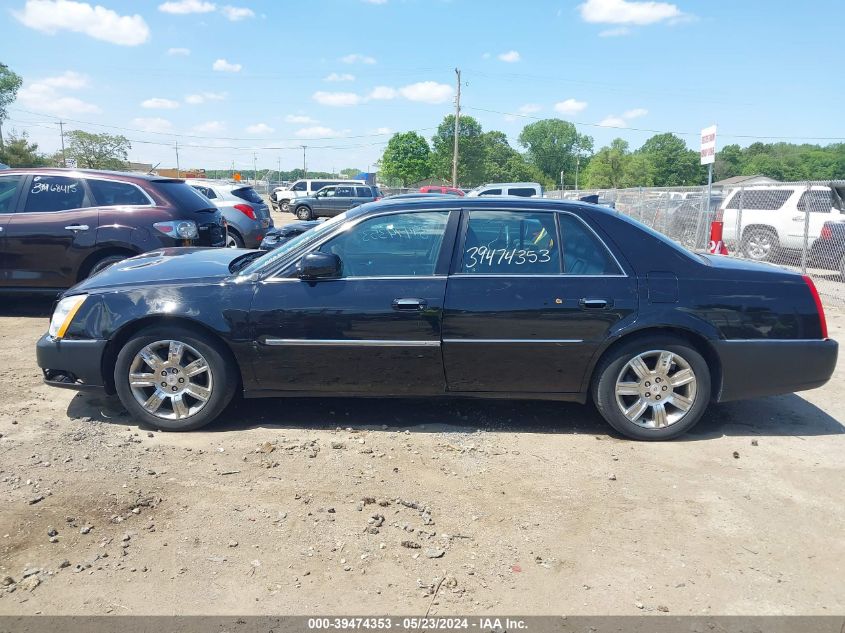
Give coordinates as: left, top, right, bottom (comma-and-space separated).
238, 212, 349, 276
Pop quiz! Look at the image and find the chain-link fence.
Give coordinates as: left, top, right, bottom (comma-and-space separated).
552, 181, 845, 308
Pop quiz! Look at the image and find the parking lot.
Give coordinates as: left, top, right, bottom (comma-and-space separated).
1, 239, 844, 615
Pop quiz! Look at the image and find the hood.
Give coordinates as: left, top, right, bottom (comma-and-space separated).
69, 247, 252, 294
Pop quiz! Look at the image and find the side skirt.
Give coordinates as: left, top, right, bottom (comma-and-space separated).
242, 389, 588, 404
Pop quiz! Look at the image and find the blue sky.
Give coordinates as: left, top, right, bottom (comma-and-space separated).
4, 0, 844, 174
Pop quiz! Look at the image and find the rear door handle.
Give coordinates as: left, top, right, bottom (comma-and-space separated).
64, 224, 89, 232
579, 298, 610, 310
392, 298, 427, 311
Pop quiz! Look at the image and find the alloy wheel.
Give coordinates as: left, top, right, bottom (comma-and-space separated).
128, 340, 214, 421
745, 231, 775, 260
614, 349, 697, 429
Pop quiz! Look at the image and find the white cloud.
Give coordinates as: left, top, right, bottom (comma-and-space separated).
599, 27, 631, 36
212, 58, 242, 72
141, 97, 180, 109
498, 50, 521, 63
13, 0, 149, 46
340, 53, 376, 65
167, 47, 191, 55
579, 0, 682, 25
505, 103, 542, 122
554, 99, 588, 115
599, 115, 628, 127
312, 91, 362, 107
623, 107, 648, 119
245, 123, 274, 134
185, 91, 227, 104
158, 0, 216, 14
193, 120, 226, 133
285, 114, 317, 124
368, 86, 397, 100
18, 72, 100, 116
481, 52, 491, 59
325, 72, 355, 82
373, 127, 392, 135
295, 126, 348, 138
131, 117, 173, 133
362, 0, 387, 3
399, 81, 453, 104
221, 5, 254, 20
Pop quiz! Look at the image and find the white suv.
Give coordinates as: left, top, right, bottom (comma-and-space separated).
720, 184, 843, 262
271, 179, 365, 212
465, 182, 543, 198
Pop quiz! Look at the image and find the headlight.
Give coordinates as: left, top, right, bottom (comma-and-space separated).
153, 220, 199, 239
48, 295, 87, 339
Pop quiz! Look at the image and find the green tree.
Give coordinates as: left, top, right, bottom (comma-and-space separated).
0, 63, 23, 149
65, 130, 131, 170
583, 138, 630, 188
431, 115, 486, 186
339, 167, 363, 178
517, 118, 593, 185
379, 131, 432, 186
637, 133, 703, 186
0, 130, 47, 167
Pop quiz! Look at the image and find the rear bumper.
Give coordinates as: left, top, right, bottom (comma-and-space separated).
714, 338, 838, 402
36, 334, 108, 391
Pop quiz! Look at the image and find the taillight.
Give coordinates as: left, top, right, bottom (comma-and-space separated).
820, 224, 833, 240
233, 204, 256, 220
802, 275, 828, 339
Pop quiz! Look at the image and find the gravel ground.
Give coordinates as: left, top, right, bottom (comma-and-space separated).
0, 297, 842, 616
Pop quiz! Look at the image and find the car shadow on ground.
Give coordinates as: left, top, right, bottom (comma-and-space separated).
2, 296, 56, 318
66, 391, 844, 440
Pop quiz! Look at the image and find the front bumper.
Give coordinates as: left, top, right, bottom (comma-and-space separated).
714, 338, 838, 402
36, 334, 108, 391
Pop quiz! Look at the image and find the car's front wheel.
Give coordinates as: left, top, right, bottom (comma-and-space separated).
114, 326, 237, 431
295, 206, 313, 220
592, 337, 711, 440
280, 199, 291, 212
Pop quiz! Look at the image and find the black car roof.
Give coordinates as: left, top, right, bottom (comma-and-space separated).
347, 196, 616, 220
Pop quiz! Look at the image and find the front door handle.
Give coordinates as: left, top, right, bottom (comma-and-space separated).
64, 224, 89, 232
579, 298, 610, 310
392, 298, 427, 311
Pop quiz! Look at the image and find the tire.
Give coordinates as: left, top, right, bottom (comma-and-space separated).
592, 336, 711, 441
280, 199, 291, 212
226, 230, 245, 248
742, 227, 779, 262
295, 206, 313, 221
86, 254, 129, 279
114, 325, 237, 431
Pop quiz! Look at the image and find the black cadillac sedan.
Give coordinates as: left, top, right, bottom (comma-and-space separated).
36, 198, 837, 440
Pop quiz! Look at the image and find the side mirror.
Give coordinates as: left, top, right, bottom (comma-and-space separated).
297, 252, 341, 280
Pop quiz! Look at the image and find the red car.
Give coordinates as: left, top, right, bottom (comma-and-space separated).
419, 185, 465, 196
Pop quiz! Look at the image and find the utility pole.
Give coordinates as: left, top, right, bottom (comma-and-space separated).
174, 140, 181, 178
253, 152, 258, 185
58, 120, 66, 166
575, 155, 580, 191
277, 156, 281, 185
451, 67, 461, 188
560, 170, 564, 198
301, 145, 307, 179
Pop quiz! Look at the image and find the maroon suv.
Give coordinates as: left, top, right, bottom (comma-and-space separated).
0, 168, 227, 292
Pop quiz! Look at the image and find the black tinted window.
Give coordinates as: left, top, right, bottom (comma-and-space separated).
559, 214, 622, 275
155, 181, 215, 211
191, 185, 217, 199
318, 211, 449, 278
232, 187, 263, 204
461, 210, 559, 274
336, 186, 355, 197
0, 174, 23, 213
355, 187, 371, 197
508, 187, 537, 197
88, 179, 150, 206
24, 175, 86, 212
291, 181, 306, 192
797, 189, 833, 213
311, 181, 327, 192
726, 189, 792, 210
478, 188, 502, 196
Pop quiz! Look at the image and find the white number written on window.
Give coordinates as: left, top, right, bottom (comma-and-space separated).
465, 246, 551, 268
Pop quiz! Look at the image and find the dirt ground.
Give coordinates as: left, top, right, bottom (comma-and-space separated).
1, 292, 844, 615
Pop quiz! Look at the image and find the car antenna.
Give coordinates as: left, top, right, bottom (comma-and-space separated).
148, 162, 161, 175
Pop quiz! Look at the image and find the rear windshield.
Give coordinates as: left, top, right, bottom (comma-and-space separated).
231, 187, 264, 204
154, 181, 216, 211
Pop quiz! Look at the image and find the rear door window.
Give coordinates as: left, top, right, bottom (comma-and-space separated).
23, 175, 87, 212
89, 179, 151, 206
336, 186, 355, 197
355, 187, 371, 197
231, 187, 264, 204
726, 189, 792, 210
310, 181, 327, 192
460, 210, 560, 274
0, 174, 23, 213
478, 188, 502, 197
559, 214, 622, 275
507, 187, 538, 197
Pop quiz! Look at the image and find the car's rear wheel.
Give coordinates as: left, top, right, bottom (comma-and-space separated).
114, 326, 236, 431
742, 227, 779, 262
226, 230, 244, 248
295, 206, 313, 221
280, 199, 291, 212
592, 337, 711, 440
